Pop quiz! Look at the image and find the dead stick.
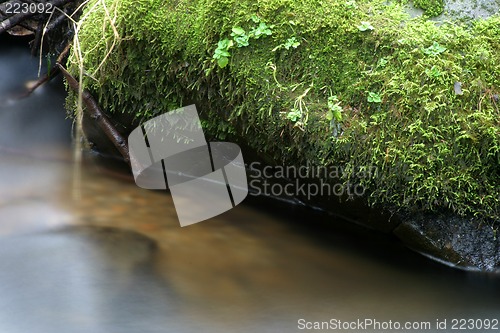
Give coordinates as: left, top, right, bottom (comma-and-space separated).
31, 21, 44, 56
46, 8, 70, 32
56, 63, 134, 166
17, 42, 71, 98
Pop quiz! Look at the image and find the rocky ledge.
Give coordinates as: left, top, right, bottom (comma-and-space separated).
66, 0, 499, 271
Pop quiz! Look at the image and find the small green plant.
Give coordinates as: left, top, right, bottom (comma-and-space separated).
284, 84, 312, 130
284, 37, 300, 49
286, 108, 302, 122
212, 38, 233, 68
377, 57, 388, 68
327, 95, 342, 122
345, 0, 358, 9
213, 15, 273, 68
425, 65, 442, 79
327, 95, 343, 137
273, 37, 301, 52
250, 22, 272, 39
423, 41, 446, 56
230, 27, 250, 47
357, 21, 374, 31
367, 91, 382, 103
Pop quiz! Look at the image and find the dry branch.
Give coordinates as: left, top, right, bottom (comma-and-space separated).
17, 42, 71, 98
56, 63, 134, 166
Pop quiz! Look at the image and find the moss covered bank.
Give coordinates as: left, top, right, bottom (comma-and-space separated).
67, 0, 500, 270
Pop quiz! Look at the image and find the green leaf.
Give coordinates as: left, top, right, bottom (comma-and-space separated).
377, 58, 388, 67
367, 91, 382, 103
252, 22, 272, 39
213, 38, 233, 61
332, 109, 342, 122
250, 14, 260, 23
423, 41, 446, 56
284, 37, 300, 49
218, 38, 232, 49
231, 27, 250, 47
217, 56, 229, 68
357, 21, 374, 31
214, 48, 231, 58
326, 110, 334, 121
231, 27, 246, 36
286, 108, 302, 122
234, 35, 250, 47
327, 96, 342, 122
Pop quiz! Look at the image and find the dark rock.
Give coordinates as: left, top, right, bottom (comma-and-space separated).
394, 211, 500, 272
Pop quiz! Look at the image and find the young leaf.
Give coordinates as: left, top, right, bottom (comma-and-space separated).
252, 22, 272, 39
357, 21, 374, 31
423, 41, 446, 56
234, 35, 250, 47
231, 27, 245, 36
326, 110, 334, 121
284, 37, 300, 49
250, 14, 260, 23
367, 91, 382, 103
217, 56, 229, 68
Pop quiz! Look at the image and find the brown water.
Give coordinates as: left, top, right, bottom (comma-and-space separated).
1, 44, 499, 333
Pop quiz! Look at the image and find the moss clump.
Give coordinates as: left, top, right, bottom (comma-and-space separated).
68, 0, 500, 224
413, 0, 444, 17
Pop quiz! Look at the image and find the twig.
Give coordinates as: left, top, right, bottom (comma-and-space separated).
31, 20, 44, 55
46, 8, 71, 31
56, 63, 133, 166
17, 42, 71, 98
32, 4, 72, 56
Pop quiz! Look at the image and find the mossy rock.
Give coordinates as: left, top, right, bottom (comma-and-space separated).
67, 0, 500, 269
413, 0, 445, 17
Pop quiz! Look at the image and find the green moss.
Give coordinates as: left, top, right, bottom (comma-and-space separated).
413, 0, 444, 17
68, 0, 500, 224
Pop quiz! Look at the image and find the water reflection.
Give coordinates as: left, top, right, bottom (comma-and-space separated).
0, 44, 499, 333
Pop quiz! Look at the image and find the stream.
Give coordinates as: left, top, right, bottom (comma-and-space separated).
0, 43, 499, 333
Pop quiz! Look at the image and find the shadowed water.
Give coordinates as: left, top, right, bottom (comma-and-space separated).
0, 44, 499, 333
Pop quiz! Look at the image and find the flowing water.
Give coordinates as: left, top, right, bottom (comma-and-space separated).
0, 43, 499, 333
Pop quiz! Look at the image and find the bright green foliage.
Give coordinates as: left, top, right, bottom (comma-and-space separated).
251, 22, 272, 39
413, 0, 444, 17
213, 38, 233, 68
327, 95, 343, 137
215, 15, 272, 67
422, 41, 446, 56
286, 108, 302, 122
357, 21, 374, 31
327, 96, 342, 122
231, 27, 249, 47
68, 0, 500, 224
367, 92, 382, 103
